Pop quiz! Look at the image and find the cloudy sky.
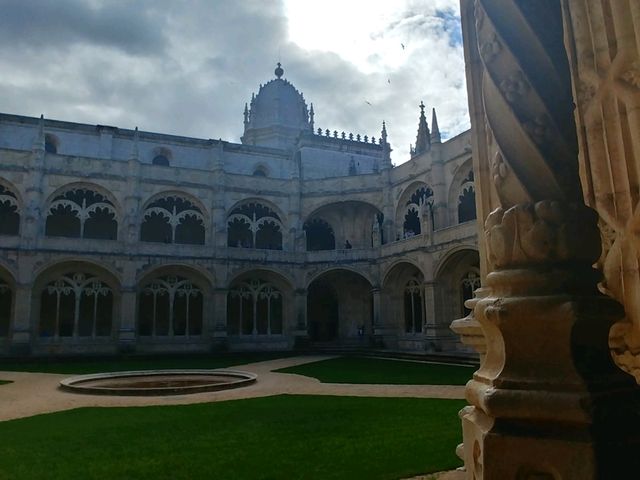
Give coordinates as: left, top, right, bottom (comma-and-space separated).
0, 0, 469, 164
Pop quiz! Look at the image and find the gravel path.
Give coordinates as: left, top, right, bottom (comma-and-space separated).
0, 355, 466, 422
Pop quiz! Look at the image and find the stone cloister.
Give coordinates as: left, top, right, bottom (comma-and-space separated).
0, 63, 478, 357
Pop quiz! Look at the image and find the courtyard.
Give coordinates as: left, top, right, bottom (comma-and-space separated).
0, 355, 471, 479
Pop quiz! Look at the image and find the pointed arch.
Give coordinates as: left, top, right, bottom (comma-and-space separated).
395, 181, 434, 239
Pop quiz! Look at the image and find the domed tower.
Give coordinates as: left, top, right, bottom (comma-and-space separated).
241, 63, 312, 150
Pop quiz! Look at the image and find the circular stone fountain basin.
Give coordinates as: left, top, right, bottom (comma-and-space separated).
59, 369, 257, 396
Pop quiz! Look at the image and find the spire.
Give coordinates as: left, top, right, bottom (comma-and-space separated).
243, 103, 249, 128
381, 120, 392, 169
381, 120, 387, 143
309, 103, 315, 131
414, 101, 431, 155
431, 107, 441, 144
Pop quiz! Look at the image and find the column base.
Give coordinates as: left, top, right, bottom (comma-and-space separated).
117, 328, 137, 354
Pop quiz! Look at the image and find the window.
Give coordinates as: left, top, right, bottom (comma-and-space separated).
45, 188, 117, 240
458, 171, 476, 223
44, 134, 58, 154
303, 218, 335, 251
461, 271, 481, 316
403, 278, 423, 333
138, 275, 203, 337
227, 279, 283, 335
403, 185, 433, 237
39, 273, 113, 338
252, 168, 267, 177
152, 155, 170, 166
227, 202, 283, 250
140, 195, 205, 245
0, 184, 19, 236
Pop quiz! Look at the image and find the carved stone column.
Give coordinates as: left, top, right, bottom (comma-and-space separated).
458, 0, 640, 477
562, 0, 640, 383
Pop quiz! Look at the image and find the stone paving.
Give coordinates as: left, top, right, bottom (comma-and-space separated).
0, 355, 466, 422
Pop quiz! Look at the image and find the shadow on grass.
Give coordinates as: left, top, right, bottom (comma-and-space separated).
275, 356, 475, 385
0, 394, 465, 480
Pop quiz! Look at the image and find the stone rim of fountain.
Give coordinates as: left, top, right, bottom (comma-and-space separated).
59, 369, 257, 396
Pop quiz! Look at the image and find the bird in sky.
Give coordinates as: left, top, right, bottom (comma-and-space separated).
401, 43, 405, 50
365, 101, 372, 106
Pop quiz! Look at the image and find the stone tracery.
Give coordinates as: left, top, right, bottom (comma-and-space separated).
227, 202, 283, 250
0, 183, 20, 236
227, 279, 283, 336
138, 275, 203, 337
140, 195, 205, 245
45, 188, 117, 240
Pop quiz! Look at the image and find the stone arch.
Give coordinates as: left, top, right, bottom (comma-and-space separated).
382, 258, 426, 287
226, 199, 285, 250
251, 163, 270, 177
0, 264, 16, 338
32, 260, 121, 339
0, 177, 22, 236
140, 191, 208, 245
44, 182, 121, 240
151, 146, 173, 166
382, 261, 426, 334
303, 217, 335, 251
304, 201, 382, 250
433, 247, 480, 323
137, 264, 212, 337
226, 268, 294, 336
306, 267, 374, 341
448, 158, 476, 224
395, 181, 434, 239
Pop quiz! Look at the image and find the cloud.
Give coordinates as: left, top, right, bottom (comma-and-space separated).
0, 0, 469, 164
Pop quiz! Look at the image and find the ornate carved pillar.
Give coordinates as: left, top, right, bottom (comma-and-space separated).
458, 0, 640, 477
562, 0, 640, 383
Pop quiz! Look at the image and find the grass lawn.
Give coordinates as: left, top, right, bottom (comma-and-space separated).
0, 380, 12, 385
0, 352, 292, 375
0, 395, 465, 480
275, 356, 475, 385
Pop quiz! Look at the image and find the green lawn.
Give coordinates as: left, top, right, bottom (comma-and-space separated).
275, 357, 475, 385
0, 380, 12, 385
0, 395, 464, 480
0, 352, 292, 375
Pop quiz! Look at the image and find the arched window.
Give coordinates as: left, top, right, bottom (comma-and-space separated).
252, 167, 267, 177
227, 279, 283, 335
45, 188, 117, 240
461, 270, 481, 316
0, 279, 11, 337
152, 155, 170, 166
0, 184, 20, 236
45, 134, 58, 154
403, 278, 423, 333
304, 218, 335, 251
458, 171, 476, 223
403, 186, 433, 237
39, 273, 113, 338
227, 203, 283, 250
140, 195, 205, 245
138, 275, 203, 337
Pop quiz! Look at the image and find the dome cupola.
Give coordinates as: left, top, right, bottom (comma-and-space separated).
241, 63, 312, 150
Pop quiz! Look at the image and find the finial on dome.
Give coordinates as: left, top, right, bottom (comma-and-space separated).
275, 62, 284, 78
